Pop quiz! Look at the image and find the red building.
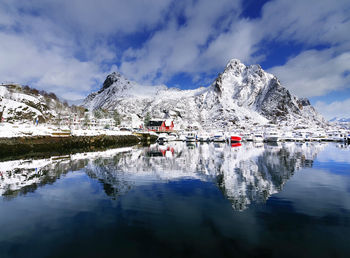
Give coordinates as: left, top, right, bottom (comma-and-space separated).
147, 119, 174, 132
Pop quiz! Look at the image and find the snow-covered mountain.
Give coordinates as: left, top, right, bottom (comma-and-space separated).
330, 117, 350, 122
0, 84, 83, 123
330, 117, 350, 129
83, 59, 326, 129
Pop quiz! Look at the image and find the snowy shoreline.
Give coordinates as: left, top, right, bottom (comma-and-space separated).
0, 133, 156, 159
0, 122, 135, 138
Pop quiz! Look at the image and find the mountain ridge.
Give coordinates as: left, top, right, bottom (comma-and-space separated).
0, 84, 85, 123
83, 58, 327, 129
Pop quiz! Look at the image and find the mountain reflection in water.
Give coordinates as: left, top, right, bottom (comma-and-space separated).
0, 142, 326, 210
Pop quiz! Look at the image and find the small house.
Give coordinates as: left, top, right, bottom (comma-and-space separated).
147, 119, 174, 132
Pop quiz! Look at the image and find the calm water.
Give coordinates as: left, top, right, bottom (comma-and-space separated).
0, 142, 349, 258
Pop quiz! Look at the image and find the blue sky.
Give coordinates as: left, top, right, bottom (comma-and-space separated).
0, 0, 349, 119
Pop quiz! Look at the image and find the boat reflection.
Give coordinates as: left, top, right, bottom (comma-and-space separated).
0, 142, 327, 210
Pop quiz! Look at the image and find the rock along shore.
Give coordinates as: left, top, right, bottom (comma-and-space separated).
0, 134, 157, 159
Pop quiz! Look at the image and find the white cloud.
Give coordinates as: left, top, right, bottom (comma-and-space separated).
0, 0, 173, 100
120, 0, 244, 83
258, 0, 350, 47
120, 0, 350, 89
0, 0, 349, 108
199, 19, 260, 68
267, 49, 350, 97
259, 0, 350, 100
5, 0, 173, 36
314, 98, 350, 120
0, 30, 105, 100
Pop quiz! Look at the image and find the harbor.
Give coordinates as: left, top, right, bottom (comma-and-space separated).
154, 128, 350, 143
1, 0, 349, 256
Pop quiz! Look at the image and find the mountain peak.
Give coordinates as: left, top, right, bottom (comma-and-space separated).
225, 59, 246, 73
101, 72, 127, 91
226, 58, 243, 66
84, 58, 326, 129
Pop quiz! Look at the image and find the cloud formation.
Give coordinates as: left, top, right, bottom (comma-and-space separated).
120, 0, 350, 96
314, 98, 350, 120
268, 49, 350, 97
0, 0, 349, 110
0, 0, 173, 99
121, 0, 244, 83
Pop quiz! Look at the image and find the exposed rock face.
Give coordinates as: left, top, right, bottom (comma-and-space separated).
83, 59, 326, 129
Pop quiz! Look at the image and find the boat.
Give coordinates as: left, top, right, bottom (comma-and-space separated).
281, 131, 294, 142
157, 133, 169, 142
226, 133, 242, 143
332, 131, 348, 142
185, 131, 197, 142
252, 133, 264, 142
264, 131, 280, 142
211, 131, 225, 142
241, 133, 253, 141
326, 130, 348, 142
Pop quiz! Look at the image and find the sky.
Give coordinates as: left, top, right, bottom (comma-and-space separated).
0, 0, 349, 119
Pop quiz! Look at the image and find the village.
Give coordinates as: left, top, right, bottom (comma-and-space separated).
1, 110, 349, 144
0, 83, 349, 143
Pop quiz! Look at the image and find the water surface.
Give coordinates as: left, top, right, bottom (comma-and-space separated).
0, 142, 349, 257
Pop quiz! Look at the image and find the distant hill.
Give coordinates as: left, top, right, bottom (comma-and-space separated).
0, 84, 86, 123
330, 117, 350, 122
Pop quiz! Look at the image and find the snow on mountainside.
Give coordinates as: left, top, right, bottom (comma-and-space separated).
83, 59, 327, 129
330, 117, 350, 129
330, 117, 350, 122
0, 84, 80, 123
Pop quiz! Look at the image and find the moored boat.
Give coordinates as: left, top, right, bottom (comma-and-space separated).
281, 131, 294, 142
226, 133, 242, 143
211, 131, 225, 142
241, 133, 253, 141
157, 133, 169, 142
252, 133, 264, 142
264, 131, 280, 142
185, 131, 197, 142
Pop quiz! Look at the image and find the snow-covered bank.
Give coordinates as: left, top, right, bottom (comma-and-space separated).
0, 122, 132, 138
0, 132, 156, 159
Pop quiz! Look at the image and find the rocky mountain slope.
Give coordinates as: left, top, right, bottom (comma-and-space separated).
0, 84, 83, 123
84, 59, 327, 129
